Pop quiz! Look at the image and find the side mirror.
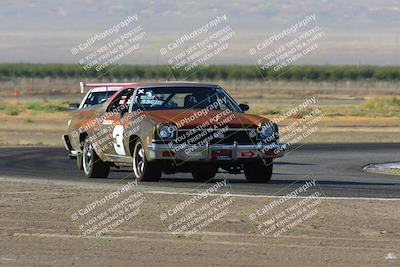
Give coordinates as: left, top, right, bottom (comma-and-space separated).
239, 103, 249, 112
68, 103, 80, 111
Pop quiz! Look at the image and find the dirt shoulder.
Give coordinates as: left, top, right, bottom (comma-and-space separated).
1, 180, 399, 266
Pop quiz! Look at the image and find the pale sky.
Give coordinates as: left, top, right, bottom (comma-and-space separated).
0, 0, 399, 65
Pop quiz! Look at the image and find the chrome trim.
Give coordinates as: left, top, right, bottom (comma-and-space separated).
154, 128, 258, 143
62, 134, 78, 159
177, 128, 255, 132
147, 143, 286, 162
233, 141, 238, 160
206, 142, 210, 161
62, 135, 71, 152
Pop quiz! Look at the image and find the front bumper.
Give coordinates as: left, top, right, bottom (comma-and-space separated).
62, 134, 79, 159
147, 142, 286, 162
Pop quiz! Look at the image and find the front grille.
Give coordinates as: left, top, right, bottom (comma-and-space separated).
175, 128, 257, 145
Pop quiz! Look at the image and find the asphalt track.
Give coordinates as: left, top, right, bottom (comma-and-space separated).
1, 143, 400, 198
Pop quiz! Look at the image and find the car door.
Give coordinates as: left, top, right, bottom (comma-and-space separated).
96, 88, 135, 159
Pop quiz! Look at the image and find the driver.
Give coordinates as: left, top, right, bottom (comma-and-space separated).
192, 91, 212, 109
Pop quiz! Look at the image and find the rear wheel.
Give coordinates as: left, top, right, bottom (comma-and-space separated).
244, 159, 273, 183
82, 137, 110, 178
132, 140, 161, 181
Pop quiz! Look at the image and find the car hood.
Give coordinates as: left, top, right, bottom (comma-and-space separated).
142, 109, 268, 128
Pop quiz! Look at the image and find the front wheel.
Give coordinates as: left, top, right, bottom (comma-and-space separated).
132, 140, 161, 181
82, 137, 110, 178
244, 159, 273, 183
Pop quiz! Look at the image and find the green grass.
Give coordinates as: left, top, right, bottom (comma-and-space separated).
25, 100, 68, 113
4, 105, 21, 116
25, 101, 42, 111
0, 100, 68, 116
248, 96, 400, 118
359, 96, 400, 117
1, 96, 400, 118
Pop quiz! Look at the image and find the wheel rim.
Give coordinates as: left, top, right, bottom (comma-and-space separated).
133, 142, 145, 178
83, 141, 93, 175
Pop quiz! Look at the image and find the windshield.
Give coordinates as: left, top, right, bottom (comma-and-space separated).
132, 87, 240, 112
82, 90, 117, 108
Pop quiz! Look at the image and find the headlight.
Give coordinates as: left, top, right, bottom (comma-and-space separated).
257, 122, 276, 140
158, 123, 176, 140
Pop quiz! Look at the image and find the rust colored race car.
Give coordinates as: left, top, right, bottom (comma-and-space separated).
63, 82, 286, 183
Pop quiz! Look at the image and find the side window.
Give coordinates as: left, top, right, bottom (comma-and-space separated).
107, 89, 134, 113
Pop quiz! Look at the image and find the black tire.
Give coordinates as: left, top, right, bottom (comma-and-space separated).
82, 137, 110, 178
76, 153, 83, 170
132, 140, 161, 181
192, 170, 216, 182
244, 159, 273, 183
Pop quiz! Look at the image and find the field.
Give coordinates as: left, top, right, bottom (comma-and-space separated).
1, 81, 400, 145
1, 65, 399, 146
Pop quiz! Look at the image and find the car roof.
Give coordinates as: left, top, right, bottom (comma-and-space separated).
86, 82, 218, 90
88, 87, 121, 93
134, 82, 218, 88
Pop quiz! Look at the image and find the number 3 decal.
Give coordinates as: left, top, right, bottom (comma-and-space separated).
113, 125, 126, 155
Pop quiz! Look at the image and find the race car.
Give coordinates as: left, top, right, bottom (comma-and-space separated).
63, 83, 128, 159
67, 82, 127, 110
63, 82, 286, 183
